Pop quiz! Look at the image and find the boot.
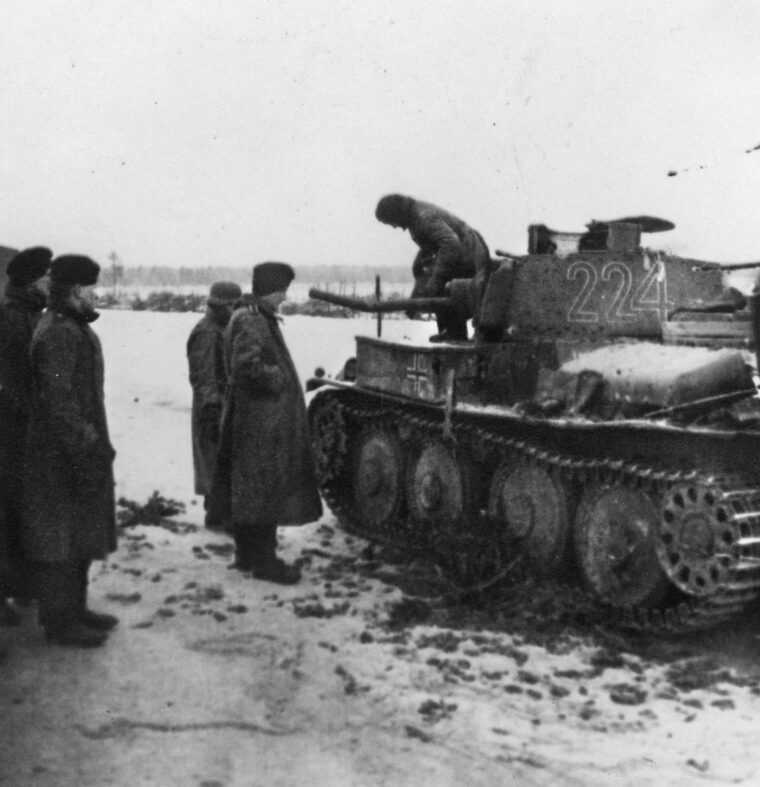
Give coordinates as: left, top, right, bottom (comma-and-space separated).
205, 514, 231, 533
75, 560, 119, 631
204, 497, 231, 532
80, 609, 119, 631
252, 556, 301, 585
0, 599, 22, 627
251, 524, 300, 585
229, 523, 255, 571
45, 615, 108, 648
228, 555, 253, 571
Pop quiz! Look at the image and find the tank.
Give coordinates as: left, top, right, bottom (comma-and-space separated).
306, 216, 760, 631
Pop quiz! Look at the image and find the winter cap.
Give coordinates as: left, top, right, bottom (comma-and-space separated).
252, 262, 295, 297
50, 255, 101, 286
375, 194, 414, 227
208, 280, 242, 305
6, 246, 53, 285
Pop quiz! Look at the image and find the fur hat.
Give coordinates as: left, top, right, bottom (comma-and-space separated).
6, 246, 53, 285
252, 262, 295, 297
208, 281, 242, 305
50, 255, 101, 286
375, 194, 414, 227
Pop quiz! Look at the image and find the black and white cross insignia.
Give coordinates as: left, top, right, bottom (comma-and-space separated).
405, 352, 428, 397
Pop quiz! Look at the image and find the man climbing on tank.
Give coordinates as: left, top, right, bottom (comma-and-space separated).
374, 194, 492, 341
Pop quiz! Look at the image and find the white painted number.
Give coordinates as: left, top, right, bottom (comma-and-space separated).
566, 259, 667, 323
567, 261, 598, 323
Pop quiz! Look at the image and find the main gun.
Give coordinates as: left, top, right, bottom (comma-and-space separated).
307, 287, 452, 314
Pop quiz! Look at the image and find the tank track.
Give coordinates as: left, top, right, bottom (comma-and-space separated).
309, 388, 760, 634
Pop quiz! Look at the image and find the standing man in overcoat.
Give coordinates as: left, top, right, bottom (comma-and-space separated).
24, 255, 118, 647
187, 280, 242, 531
209, 262, 322, 584
375, 193, 492, 341
0, 247, 53, 625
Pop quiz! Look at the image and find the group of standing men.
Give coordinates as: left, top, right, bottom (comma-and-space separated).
0, 253, 324, 650
0, 194, 487, 648
187, 262, 322, 586
0, 249, 118, 648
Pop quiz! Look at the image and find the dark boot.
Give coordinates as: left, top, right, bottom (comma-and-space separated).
0, 598, 22, 627
431, 309, 468, 342
252, 557, 301, 585
229, 523, 255, 571
80, 609, 119, 631
75, 561, 119, 631
45, 614, 108, 648
35, 561, 72, 629
204, 496, 230, 532
251, 523, 301, 585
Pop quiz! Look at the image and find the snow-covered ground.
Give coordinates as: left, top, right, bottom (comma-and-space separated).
3, 310, 760, 787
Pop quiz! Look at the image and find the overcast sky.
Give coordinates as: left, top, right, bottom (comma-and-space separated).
1, 0, 759, 272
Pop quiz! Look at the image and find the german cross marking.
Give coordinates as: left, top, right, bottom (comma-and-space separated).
405, 353, 428, 397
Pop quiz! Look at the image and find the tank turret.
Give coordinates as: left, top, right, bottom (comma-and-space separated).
307, 217, 760, 632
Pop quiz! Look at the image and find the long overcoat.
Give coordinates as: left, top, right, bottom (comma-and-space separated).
187, 310, 227, 495
0, 284, 45, 582
209, 299, 322, 526
23, 308, 116, 562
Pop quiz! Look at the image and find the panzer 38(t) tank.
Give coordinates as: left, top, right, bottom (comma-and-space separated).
307, 217, 760, 630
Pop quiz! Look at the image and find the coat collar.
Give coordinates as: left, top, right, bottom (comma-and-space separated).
242, 295, 283, 323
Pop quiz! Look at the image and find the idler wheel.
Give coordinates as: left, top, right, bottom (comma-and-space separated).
488, 458, 570, 575
657, 483, 734, 597
351, 428, 405, 530
574, 484, 670, 607
407, 440, 472, 531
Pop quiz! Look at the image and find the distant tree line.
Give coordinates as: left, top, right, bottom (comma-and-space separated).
98, 264, 413, 289
94, 285, 411, 317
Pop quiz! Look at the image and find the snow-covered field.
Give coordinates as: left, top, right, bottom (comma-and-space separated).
3, 310, 760, 787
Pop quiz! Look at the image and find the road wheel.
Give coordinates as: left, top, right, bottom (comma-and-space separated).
574, 484, 670, 607
351, 428, 405, 532
407, 440, 472, 531
488, 457, 570, 575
